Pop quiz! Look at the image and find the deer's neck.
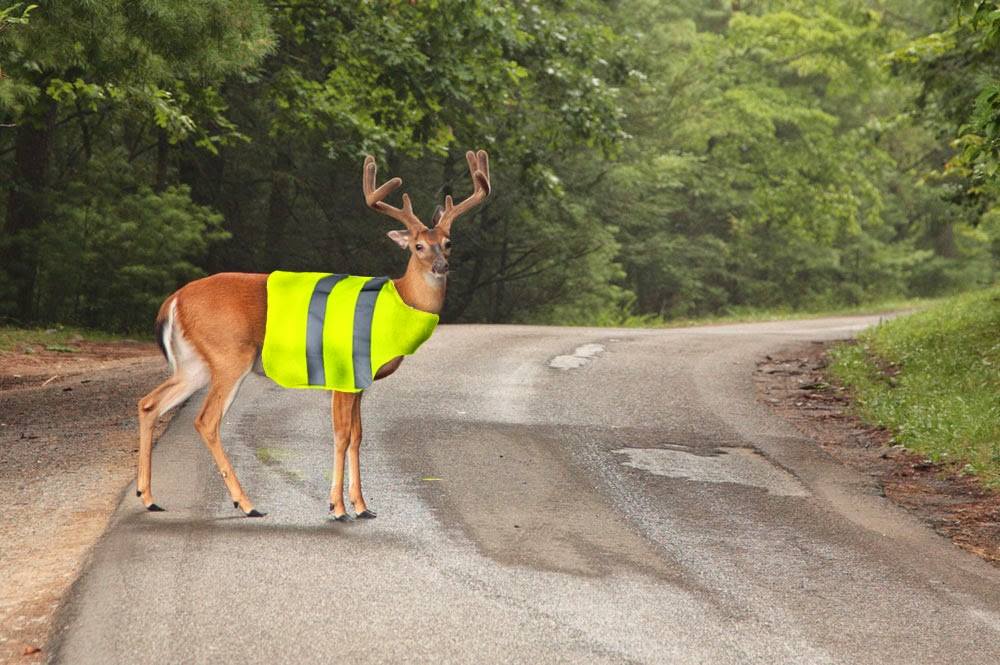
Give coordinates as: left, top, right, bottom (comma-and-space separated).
393, 255, 446, 314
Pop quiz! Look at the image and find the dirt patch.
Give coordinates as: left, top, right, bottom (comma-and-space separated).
0, 343, 169, 663
0, 338, 157, 392
756, 340, 1000, 566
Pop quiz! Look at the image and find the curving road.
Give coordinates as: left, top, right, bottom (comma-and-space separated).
50, 318, 1000, 664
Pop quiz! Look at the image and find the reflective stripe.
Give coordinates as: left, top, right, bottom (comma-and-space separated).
352, 276, 389, 390
305, 274, 346, 385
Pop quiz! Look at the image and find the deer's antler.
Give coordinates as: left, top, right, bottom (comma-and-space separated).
363, 155, 427, 233
435, 150, 491, 236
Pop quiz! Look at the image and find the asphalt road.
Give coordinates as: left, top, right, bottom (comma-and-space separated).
50, 318, 1000, 664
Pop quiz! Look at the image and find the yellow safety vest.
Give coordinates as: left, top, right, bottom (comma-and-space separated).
261, 271, 439, 392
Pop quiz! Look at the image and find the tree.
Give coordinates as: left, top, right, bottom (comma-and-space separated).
888, 0, 1000, 284
2, 0, 995, 330
180, 0, 631, 324
592, 0, 992, 319
0, 0, 271, 321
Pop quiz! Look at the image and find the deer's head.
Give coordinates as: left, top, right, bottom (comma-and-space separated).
363, 150, 491, 280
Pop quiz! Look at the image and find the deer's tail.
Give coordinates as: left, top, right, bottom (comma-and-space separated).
153, 296, 179, 372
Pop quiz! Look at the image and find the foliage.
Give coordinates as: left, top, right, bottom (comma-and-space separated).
0, 0, 272, 327
829, 286, 1000, 485
0, 0, 998, 331
186, 0, 630, 324
596, 0, 996, 319
35, 152, 228, 330
0, 0, 271, 119
890, 2, 1000, 186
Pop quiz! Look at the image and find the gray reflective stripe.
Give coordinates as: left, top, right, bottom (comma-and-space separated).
306, 274, 346, 386
352, 276, 389, 390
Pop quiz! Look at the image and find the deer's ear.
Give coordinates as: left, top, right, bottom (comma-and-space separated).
386, 229, 411, 249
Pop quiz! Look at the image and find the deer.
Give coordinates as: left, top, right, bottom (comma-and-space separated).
136, 150, 490, 520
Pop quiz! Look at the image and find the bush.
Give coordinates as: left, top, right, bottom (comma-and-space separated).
32, 153, 227, 331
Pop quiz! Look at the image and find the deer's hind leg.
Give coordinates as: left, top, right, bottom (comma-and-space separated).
137, 373, 205, 510
194, 353, 261, 517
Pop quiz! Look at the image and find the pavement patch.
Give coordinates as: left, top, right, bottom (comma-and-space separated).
548, 343, 605, 370
614, 446, 810, 497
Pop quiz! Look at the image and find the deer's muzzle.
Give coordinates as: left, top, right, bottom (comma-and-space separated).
431, 258, 449, 275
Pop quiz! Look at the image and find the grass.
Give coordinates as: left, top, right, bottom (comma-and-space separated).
828, 286, 1000, 486
599, 296, 942, 329
0, 324, 127, 354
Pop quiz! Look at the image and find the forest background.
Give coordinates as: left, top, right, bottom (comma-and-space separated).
2, 0, 999, 331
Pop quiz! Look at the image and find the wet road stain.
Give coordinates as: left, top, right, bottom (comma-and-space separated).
614, 446, 810, 497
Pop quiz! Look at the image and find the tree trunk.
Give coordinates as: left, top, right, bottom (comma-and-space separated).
264, 150, 293, 270
178, 142, 227, 271
490, 219, 509, 323
2, 101, 57, 321
934, 221, 956, 259
154, 128, 169, 193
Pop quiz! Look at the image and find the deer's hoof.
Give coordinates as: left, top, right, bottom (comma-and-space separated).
245, 509, 266, 518
356, 510, 377, 519
147, 503, 165, 512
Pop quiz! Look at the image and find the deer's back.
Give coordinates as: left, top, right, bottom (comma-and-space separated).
171, 273, 269, 362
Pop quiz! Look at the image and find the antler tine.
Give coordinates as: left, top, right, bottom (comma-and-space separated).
476, 149, 490, 186
362, 155, 426, 232
436, 150, 491, 235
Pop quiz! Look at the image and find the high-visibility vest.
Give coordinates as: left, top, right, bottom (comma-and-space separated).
261, 271, 439, 392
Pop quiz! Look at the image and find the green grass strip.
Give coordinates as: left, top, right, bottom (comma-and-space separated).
0, 325, 128, 354
829, 287, 1000, 486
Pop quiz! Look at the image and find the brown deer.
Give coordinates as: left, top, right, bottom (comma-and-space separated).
136, 150, 490, 519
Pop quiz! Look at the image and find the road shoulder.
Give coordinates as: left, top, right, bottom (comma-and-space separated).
756, 340, 1000, 565
0, 343, 168, 663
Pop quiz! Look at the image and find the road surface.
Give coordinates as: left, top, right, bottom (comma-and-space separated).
50, 318, 1000, 664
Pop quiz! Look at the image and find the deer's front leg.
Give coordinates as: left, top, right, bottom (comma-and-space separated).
329, 391, 354, 521
348, 392, 375, 518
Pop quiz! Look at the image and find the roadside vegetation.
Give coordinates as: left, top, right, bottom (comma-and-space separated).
582, 297, 937, 329
0, 325, 126, 354
829, 287, 1000, 486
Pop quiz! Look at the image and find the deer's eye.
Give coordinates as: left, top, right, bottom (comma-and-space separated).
415, 243, 424, 251
444, 240, 451, 249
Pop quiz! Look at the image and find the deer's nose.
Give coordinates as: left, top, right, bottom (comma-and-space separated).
431, 258, 449, 275
430, 244, 449, 275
